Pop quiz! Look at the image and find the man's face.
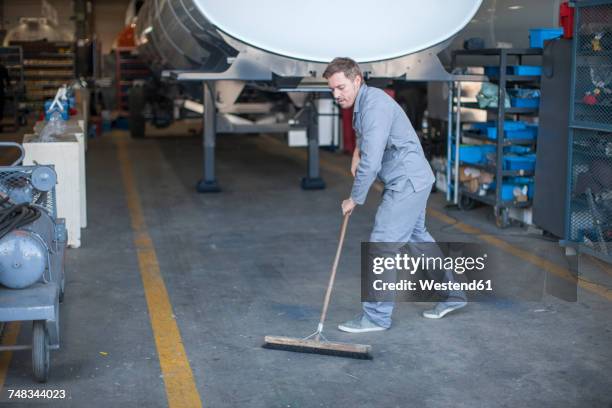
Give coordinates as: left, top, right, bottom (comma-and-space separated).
327, 72, 362, 109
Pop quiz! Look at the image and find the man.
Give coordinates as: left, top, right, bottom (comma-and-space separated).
323, 57, 467, 333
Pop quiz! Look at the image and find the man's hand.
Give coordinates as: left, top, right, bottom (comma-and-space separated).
351, 146, 360, 177
341, 197, 356, 215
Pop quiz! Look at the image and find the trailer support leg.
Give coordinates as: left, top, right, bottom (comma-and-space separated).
301, 100, 325, 190
197, 81, 221, 193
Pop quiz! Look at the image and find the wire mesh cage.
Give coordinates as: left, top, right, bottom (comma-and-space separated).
572, 2, 612, 127
568, 129, 612, 255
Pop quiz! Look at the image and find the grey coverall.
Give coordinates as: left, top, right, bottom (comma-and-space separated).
350, 84, 466, 328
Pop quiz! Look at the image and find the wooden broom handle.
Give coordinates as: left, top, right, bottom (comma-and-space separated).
316, 212, 350, 340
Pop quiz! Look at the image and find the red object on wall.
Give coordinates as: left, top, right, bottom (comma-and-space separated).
341, 87, 397, 154
559, 2, 575, 39
116, 24, 136, 47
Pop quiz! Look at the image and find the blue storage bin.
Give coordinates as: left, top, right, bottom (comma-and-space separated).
529, 28, 563, 48
505, 146, 533, 155
504, 154, 536, 171
492, 179, 534, 201
471, 121, 526, 132
511, 97, 540, 108
484, 66, 502, 77
526, 124, 538, 137
500, 184, 517, 201
507, 178, 534, 199
484, 65, 542, 77
471, 122, 490, 132
455, 145, 496, 164
510, 177, 534, 199
487, 126, 537, 140
511, 65, 542, 76
500, 184, 528, 201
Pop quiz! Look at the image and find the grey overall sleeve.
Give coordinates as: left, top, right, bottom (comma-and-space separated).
350, 105, 394, 205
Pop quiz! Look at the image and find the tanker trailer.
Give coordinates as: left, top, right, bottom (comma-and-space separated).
130, 0, 483, 191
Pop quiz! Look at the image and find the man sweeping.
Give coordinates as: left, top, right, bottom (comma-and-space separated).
323, 57, 467, 333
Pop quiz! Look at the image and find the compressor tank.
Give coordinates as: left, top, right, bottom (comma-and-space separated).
0, 212, 57, 289
135, 0, 483, 72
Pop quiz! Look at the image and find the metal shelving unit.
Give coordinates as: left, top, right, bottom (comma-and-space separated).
448, 48, 543, 227
10, 41, 75, 111
114, 47, 150, 115
563, 0, 612, 263
0, 46, 25, 130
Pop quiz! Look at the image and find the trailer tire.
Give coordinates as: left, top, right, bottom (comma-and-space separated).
129, 86, 146, 139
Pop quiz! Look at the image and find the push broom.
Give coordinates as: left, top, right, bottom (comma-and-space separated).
263, 213, 372, 359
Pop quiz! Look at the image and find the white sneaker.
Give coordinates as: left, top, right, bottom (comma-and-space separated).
423, 301, 467, 319
338, 314, 388, 333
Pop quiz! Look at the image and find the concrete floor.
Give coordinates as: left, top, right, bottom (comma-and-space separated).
0, 130, 611, 408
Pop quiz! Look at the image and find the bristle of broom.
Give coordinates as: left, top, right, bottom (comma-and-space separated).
262, 336, 372, 360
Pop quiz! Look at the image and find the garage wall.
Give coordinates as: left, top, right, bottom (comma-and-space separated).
93, 0, 131, 54
1, 0, 131, 54
440, 0, 564, 63
1, 0, 75, 37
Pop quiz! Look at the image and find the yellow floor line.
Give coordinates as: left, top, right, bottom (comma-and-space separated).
117, 138, 203, 408
263, 138, 612, 302
0, 322, 21, 392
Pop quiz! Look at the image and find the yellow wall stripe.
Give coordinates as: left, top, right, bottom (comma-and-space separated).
117, 138, 203, 408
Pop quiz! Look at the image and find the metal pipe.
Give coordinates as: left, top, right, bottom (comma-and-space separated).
446, 81, 453, 202
454, 82, 462, 205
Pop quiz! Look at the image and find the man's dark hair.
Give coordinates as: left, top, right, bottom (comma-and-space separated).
323, 57, 363, 80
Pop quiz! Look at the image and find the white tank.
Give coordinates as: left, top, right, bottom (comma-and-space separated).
136, 0, 482, 71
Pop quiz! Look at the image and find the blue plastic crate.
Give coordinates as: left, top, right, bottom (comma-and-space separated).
511, 97, 540, 108
471, 121, 526, 132
484, 66, 502, 77
500, 184, 529, 201
500, 184, 517, 201
509, 177, 534, 199
484, 65, 542, 77
511, 65, 542, 76
454, 145, 495, 164
505, 145, 533, 155
504, 155, 536, 171
487, 126, 537, 140
491, 179, 534, 201
529, 28, 563, 48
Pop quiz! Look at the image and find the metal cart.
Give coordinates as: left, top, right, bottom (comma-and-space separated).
448, 48, 543, 227
0, 142, 65, 382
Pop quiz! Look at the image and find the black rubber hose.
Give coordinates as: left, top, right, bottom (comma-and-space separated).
0, 202, 42, 240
